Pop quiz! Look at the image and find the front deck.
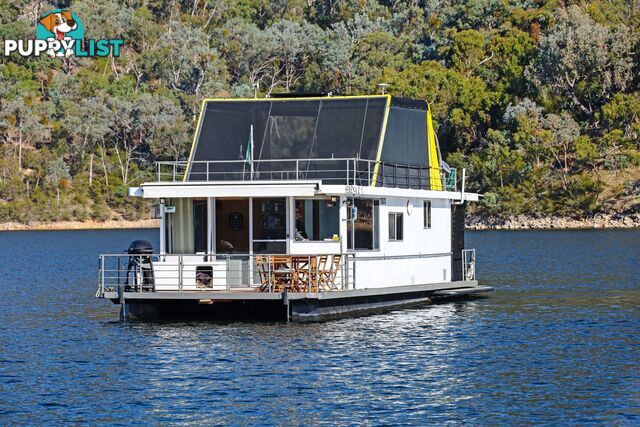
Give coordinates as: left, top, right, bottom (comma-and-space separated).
97, 250, 487, 321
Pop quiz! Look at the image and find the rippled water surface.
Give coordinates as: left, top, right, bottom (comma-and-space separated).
0, 229, 638, 425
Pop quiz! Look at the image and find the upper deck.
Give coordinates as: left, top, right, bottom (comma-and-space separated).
156, 95, 454, 190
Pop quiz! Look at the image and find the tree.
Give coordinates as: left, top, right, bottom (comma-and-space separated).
540, 112, 581, 191
60, 97, 112, 164
530, 5, 637, 119
142, 22, 229, 98
351, 30, 410, 92
45, 158, 71, 205
0, 95, 50, 170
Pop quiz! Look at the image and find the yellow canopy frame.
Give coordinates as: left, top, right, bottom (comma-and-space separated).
427, 105, 442, 191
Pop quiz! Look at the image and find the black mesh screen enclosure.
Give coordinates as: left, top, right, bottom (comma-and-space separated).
378, 104, 432, 189
186, 96, 388, 182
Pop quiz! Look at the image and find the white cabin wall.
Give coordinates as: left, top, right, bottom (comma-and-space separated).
355, 196, 452, 288
378, 197, 451, 256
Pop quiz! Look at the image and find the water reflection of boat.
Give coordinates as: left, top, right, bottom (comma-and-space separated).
96, 94, 492, 321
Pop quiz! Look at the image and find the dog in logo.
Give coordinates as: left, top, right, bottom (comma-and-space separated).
38, 10, 77, 57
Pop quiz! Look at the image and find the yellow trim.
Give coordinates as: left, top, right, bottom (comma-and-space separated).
370, 95, 392, 187
199, 95, 389, 103
184, 99, 208, 182
426, 104, 442, 191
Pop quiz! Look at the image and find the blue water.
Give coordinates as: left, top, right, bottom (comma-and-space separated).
0, 229, 638, 425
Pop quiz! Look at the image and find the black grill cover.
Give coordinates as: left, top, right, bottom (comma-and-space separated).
127, 240, 153, 254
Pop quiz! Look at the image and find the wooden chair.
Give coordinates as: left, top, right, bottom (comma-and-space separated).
255, 256, 269, 292
313, 255, 328, 292
319, 255, 341, 291
270, 255, 295, 292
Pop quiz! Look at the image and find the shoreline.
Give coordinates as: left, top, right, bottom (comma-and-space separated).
466, 213, 640, 230
0, 219, 160, 231
0, 214, 638, 232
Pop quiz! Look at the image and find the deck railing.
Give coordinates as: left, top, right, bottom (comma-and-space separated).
155, 158, 458, 191
462, 249, 476, 281
96, 253, 356, 297
97, 249, 477, 298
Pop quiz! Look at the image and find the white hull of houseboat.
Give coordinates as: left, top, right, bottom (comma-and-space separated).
105, 280, 492, 322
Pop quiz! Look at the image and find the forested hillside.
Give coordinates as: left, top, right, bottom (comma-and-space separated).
0, 0, 638, 223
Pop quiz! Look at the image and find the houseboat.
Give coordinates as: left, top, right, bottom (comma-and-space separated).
96, 95, 492, 322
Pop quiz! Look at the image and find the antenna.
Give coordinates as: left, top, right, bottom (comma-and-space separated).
377, 83, 389, 95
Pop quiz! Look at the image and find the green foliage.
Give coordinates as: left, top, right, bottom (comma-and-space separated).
0, 0, 638, 223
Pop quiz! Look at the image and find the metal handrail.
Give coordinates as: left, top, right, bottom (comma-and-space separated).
462, 249, 476, 281
96, 253, 356, 297
152, 158, 457, 191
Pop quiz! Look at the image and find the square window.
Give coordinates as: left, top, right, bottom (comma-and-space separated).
389, 212, 403, 241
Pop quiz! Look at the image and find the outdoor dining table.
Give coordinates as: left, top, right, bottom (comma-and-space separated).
264, 255, 319, 291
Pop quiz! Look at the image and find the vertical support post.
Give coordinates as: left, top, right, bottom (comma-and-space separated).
178, 254, 183, 292
460, 168, 466, 203
100, 255, 105, 296
315, 255, 319, 293
159, 201, 166, 255
346, 160, 350, 185
353, 159, 356, 186
307, 255, 311, 292
249, 124, 254, 180
138, 255, 142, 293
472, 249, 476, 280
341, 254, 346, 290
296, 159, 299, 180
352, 254, 356, 290
393, 164, 397, 188
267, 255, 272, 292
248, 197, 254, 286
206, 161, 210, 182
207, 197, 213, 261
226, 254, 230, 291
368, 161, 371, 186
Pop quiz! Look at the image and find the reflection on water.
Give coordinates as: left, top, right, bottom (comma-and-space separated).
0, 229, 638, 424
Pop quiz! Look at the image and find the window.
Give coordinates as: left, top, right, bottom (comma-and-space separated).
193, 199, 207, 253
252, 198, 286, 253
424, 201, 431, 229
294, 199, 340, 241
388, 212, 403, 241
347, 199, 379, 250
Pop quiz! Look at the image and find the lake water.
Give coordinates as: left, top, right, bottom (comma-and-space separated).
0, 229, 638, 425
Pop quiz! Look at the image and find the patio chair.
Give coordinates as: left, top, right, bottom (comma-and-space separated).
319, 255, 341, 291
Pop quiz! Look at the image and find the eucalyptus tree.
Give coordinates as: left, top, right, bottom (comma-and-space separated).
268, 20, 323, 93
45, 158, 71, 205
0, 95, 50, 171
150, 22, 229, 98
530, 5, 637, 120
105, 94, 188, 186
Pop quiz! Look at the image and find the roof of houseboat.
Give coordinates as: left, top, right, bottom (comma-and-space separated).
186, 95, 433, 181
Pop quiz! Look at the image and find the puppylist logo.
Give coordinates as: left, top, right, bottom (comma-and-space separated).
2, 9, 123, 58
